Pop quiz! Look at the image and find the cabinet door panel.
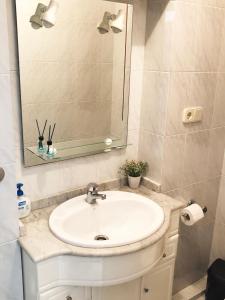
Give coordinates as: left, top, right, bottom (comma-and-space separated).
92, 279, 141, 300
40, 286, 90, 300
141, 261, 175, 300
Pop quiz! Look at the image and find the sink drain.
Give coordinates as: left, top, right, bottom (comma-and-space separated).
94, 235, 109, 241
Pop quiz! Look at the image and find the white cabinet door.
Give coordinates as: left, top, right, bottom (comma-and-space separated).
92, 279, 141, 300
141, 260, 175, 300
40, 286, 91, 300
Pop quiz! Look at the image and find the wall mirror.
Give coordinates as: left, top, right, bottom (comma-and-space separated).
15, 0, 133, 167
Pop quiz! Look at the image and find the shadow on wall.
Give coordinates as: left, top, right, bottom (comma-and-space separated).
144, 0, 169, 45
169, 177, 221, 294
174, 221, 213, 294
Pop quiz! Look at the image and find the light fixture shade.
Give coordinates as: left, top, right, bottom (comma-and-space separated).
42, 0, 59, 28
97, 12, 111, 34
111, 10, 124, 33
30, 3, 46, 29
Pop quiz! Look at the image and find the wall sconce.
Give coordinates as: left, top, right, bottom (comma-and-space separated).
97, 10, 124, 34
42, 0, 59, 28
97, 12, 112, 34
30, 3, 46, 29
30, 0, 59, 29
111, 10, 124, 33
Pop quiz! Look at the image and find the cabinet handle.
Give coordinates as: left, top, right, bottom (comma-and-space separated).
0, 167, 5, 182
163, 253, 167, 258
144, 288, 149, 293
66, 296, 72, 300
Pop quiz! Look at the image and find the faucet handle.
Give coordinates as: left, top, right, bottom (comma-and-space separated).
87, 182, 99, 193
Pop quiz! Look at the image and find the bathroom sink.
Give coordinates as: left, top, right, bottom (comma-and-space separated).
49, 191, 164, 248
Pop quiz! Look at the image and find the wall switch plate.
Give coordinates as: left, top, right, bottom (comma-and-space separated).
182, 107, 203, 124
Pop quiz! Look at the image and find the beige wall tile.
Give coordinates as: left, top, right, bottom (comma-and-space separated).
72, 63, 101, 101
161, 134, 185, 192
195, 6, 225, 72
71, 100, 111, 139
100, 32, 114, 63
166, 72, 191, 135
175, 0, 225, 9
166, 72, 217, 135
222, 151, 225, 175
144, 1, 174, 71
128, 69, 144, 131
100, 63, 113, 101
207, 127, 225, 179
218, 23, 225, 71
141, 71, 169, 134
110, 98, 123, 137
211, 178, 225, 263
130, 0, 146, 71
139, 131, 164, 182
188, 73, 216, 129
170, 2, 197, 72
69, 22, 101, 64
111, 64, 125, 101
212, 73, 225, 128
213, 177, 225, 225
183, 131, 210, 186
21, 61, 74, 104
211, 220, 225, 263
201, 0, 225, 7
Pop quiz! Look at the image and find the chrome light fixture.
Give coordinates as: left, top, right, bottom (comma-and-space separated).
30, 0, 59, 29
30, 3, 46, 29
42, 0, 59, 28
111, 10, 124, 33
97, 12, 112, 34
97, 10, 124, 34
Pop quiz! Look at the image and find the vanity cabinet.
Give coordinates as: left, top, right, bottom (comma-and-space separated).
141, 260, 175, 300
91, 259, 175, 300
40, 286, 90, 300
39, 259, 175, 300
22, 207, 181, 300
92, 279, 141, 300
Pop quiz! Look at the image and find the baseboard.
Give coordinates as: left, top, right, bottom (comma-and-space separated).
142, 177, 161, 192
173, 276, 207, 300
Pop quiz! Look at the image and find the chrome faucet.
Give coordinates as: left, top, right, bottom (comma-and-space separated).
86, 183, 106, 205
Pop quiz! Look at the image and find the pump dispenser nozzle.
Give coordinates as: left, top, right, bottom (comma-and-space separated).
17, 183, 24, 197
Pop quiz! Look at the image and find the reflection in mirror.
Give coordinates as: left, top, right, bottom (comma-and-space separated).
15, 0, 133, 167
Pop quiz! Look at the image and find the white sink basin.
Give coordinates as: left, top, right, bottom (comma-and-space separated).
49, 191, 164, 248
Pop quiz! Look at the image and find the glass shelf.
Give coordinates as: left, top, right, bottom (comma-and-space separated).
26, 136, 129, 165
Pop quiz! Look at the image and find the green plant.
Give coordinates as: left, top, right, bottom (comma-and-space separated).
120, 160, 148, 177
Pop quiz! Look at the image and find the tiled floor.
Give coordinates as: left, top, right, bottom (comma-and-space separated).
173, 277, 206, 300
173, 294, 205, 300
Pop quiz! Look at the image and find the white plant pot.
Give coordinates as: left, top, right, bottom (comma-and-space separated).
128, 176, 141, 189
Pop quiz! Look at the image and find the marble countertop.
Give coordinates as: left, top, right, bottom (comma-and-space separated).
19, 185, 184, 263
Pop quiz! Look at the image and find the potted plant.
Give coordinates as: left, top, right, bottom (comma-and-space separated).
120, 160, 148, 189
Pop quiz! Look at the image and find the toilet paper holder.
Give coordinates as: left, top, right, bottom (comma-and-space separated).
182, 200, 207, 221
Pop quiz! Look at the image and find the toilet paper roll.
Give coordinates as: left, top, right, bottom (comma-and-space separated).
181, 203, 204, 226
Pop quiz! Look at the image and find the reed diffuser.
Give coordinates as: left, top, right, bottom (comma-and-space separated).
36, 119, 47, 153
46, 123, 56, 157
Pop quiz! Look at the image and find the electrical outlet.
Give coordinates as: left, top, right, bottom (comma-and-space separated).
182, 107, 203, 124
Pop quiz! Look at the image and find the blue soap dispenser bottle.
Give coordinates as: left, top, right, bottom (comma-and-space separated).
17, 183, 31, 219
